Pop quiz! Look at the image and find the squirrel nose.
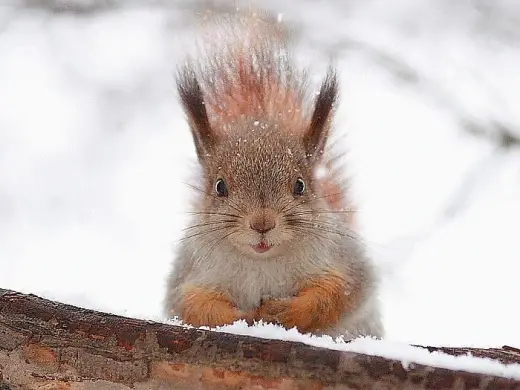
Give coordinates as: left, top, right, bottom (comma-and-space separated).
249, 213, 276, 233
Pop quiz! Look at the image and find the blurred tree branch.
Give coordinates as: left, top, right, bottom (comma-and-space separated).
22, 0, 118, 14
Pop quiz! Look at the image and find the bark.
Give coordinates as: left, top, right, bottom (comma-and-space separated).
0, 289, 519, 390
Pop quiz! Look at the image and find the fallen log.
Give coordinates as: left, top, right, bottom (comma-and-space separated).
0, 288, 519, 389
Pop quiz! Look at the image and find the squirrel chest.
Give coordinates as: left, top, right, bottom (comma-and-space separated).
188, 245, 321, 311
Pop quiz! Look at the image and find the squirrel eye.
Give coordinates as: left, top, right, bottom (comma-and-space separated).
215, 178, 228, 197
293, 178, 305, 196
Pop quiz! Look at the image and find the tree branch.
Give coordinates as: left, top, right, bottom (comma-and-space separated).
0, 288, 519, 389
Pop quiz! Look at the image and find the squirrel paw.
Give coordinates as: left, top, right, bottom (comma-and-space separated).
182, 286, 252, 328
255, 297, 311, 332
256, 271, 352, 333
238, 309, 257, 326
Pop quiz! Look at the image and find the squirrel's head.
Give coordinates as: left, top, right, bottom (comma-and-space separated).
177, 66, 340, 258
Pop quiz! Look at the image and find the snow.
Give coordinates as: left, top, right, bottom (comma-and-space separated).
213, 321, 520, 381
1, 0, 520, 378
157, 318, 520, 380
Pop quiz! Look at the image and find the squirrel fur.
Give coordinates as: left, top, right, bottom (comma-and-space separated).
164, 9, 383, 340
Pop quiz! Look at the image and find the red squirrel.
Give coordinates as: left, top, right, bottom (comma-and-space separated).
164, 9, 383, 339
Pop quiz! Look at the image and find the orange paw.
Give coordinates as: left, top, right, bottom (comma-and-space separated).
255, 271, 359, 334
256, 296, 316, 333
181, 286, 252, 328
255, 298, 293, 326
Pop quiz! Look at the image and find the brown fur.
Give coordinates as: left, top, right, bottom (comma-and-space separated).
318, 150, 357, 227
204, 48, 306, 131
180, 11, 311, 140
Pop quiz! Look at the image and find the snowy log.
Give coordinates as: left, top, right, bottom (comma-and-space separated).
0, 289, 519, 389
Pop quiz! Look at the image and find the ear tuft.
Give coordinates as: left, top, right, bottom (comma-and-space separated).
304, 66, 338, 162
177, 64, 216, 161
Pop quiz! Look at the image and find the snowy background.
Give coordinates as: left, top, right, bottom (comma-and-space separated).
1, 0, 520, 351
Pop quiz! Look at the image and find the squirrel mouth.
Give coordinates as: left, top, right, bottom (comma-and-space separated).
252, 241, 271, 254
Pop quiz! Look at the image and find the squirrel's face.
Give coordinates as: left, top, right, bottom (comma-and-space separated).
197, 131, 330, 258
177, 63, 339, 258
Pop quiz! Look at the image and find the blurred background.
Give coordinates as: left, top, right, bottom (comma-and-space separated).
1, 0, 519, 347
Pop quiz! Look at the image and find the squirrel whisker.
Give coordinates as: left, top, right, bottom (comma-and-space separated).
279, 191, 346, 214
179, 225, 238, 242
197, 230, 241, 262
283, 225, 340, 245
186, 211, 243, 219
284, 220, 355, 240
287, 208, 359, 214
182, 220, 240, 231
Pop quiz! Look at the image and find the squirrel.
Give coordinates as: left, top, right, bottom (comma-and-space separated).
164, 9, 383, 340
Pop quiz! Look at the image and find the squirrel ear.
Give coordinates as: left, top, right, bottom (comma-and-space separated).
304, 67, 338, 162
177, 65, 216, 162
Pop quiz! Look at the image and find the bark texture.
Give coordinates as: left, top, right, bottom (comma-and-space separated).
0, 288, 519, 389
